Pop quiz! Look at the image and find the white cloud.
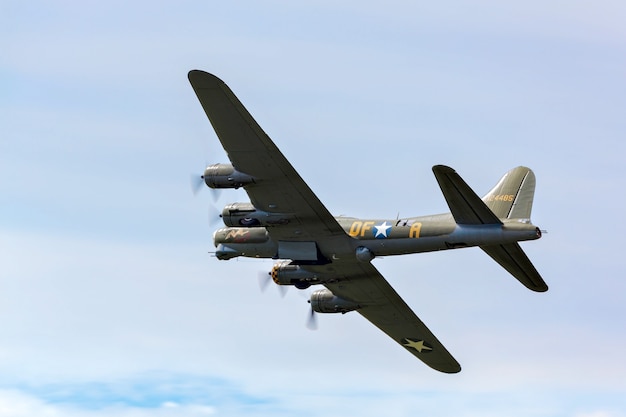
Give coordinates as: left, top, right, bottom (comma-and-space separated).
0, 390, 216, 417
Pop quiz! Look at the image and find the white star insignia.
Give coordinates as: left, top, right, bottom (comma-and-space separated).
403, 339, 433, 353
373, 221, 391, 238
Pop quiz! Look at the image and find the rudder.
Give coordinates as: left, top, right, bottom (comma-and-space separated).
482, 167, 536, 221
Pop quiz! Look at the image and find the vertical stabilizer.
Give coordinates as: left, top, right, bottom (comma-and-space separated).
482, 167, 536, 221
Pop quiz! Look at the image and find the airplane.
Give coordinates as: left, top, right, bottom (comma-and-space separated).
188, 70, 548, 373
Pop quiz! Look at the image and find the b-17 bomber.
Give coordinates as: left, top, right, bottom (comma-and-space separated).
188, 70, 547, 373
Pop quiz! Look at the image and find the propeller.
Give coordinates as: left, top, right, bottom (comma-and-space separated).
191, 172, 223, 202
257, 270, 287, 297
258, 271, 272, 292
190, 174, 205, 196
278, 285, 288, 298
306, 300, 318, 330
191, 169, 224, 231
208, 204, 222, 228
209, 187, 222, 203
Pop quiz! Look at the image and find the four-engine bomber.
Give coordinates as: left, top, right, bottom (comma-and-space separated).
189, 69, 548, 373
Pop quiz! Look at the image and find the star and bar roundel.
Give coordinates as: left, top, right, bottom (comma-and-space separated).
373, 221, 391, 239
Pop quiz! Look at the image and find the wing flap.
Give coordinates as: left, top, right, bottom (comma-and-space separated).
433, 165, 502, 225
481, 243, 548, 292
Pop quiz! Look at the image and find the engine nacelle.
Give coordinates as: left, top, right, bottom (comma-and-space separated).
221, 202, 292, 227
203, 163, 255, 189
213, 227, 277, 260
309, 289, 361, 313
271, 261, 321, 289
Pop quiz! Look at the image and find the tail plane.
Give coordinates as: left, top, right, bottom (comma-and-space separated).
433, 165, 548, 292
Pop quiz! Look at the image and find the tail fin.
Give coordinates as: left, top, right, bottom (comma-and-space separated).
482, 167, 536, 221
432, 165, 547, 292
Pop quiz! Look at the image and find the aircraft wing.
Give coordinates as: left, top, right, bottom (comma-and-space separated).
188, 70, 346, 246
189, 70, 459, 372
325, 262, 461, 373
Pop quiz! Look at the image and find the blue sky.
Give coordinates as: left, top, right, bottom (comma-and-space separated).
2, 1, 626, 416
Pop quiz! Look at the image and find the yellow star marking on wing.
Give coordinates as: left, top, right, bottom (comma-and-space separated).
403, 339, 433, 353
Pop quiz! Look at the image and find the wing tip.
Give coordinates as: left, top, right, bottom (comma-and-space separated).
432, 164, 455, 175
188, 69, 224, 88
441, 364, 462, 374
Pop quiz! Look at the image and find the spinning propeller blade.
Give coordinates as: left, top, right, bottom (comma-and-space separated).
306, 300, 318, 330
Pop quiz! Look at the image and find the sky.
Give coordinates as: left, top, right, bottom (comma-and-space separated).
1, 1, 626, 416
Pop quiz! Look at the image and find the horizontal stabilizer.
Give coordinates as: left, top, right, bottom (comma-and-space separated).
432, 165, 501, 225
481, 243, 548, 292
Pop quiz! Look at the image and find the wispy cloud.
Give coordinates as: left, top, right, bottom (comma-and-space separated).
5, 372, 267, 411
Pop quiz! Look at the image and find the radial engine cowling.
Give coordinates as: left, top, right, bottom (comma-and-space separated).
222, 202, 291, 227
271, 261, 320, 289
309, 289, 361, 314
203, 163, 255, 189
